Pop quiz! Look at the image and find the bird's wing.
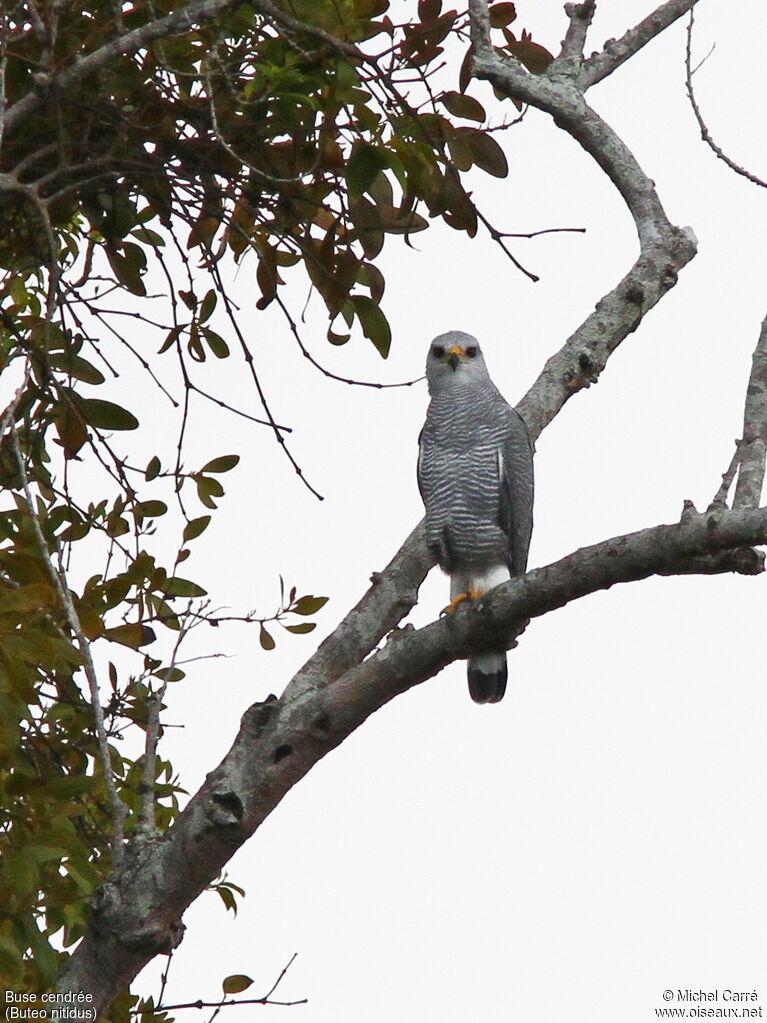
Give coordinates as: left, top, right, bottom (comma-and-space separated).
416, 425, 426, 503
498, 407, 534, 576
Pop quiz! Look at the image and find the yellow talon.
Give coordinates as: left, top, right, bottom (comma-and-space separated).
441, 589, 482, 615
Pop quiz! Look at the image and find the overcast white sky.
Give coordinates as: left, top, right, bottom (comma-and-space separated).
114, 2, 767, 1020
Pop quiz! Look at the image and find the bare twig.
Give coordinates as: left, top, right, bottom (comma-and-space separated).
152, 953, 305, 1013
276, 294, 424, 390
685, 11, 767, 190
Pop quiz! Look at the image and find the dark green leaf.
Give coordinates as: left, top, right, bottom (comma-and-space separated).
292, 595, 329, 616
346, 144, 389, 198
259, 625, 275, 650
350, 295, 391, 358
183, 516, 211, 542
202, 455, 239, 474
164, 577, 208, 598
202, 327, 230, 359
49, 354, 105, 385
199, 289, 217, 323
153, 666, 185, 682
79, 398, 139, 431
135, 500, 168, 520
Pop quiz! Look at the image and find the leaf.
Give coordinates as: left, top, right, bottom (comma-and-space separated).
135, 500, 168, 520
54, 402, 88, 458
327, 326, 351, 346
78, 398, 139, 431
285, 622, 316, 634
179, 289, 197, 311
459, 45, 474, 93
159, 325, 183, 354
153, 666, 185, 682
106, 245, 146, 296
145, 456, 161, 481
103, 623, 154, 649
504, 29, 555, 73
259, 625, 275, 650
488, 1, 516, 27
292, 595, 329, 616
202, 454, 240, 474
464, 130, 508, 177
48, 353, 105, 385
441, 91, 485, 122
350, 295, 391, 358
196, 475, 224, 509
418, 0, 441, 20
202, 327, 230, 359
183, 515, 211, 542
199, 288, 217, 323
346, 144, 388, 197
163, 577, 208, 598
0, 582, 55, 615
222, 976, 253, 995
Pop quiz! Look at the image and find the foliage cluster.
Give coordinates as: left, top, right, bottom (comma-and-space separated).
0, 0, 553, 1009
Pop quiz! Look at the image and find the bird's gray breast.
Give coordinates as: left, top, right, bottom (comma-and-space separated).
418, 386, 510, 571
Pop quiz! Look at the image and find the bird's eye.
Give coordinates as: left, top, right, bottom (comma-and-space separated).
466, 346, 478, 358
432, 345, 445, 359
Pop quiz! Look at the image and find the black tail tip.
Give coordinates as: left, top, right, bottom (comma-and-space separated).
467, 662, 508, 704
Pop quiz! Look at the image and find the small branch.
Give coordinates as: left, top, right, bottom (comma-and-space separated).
684, 11, 767, 190
709, 441, 742, 511
556, 1, 596, 66
275, 294, 424, 390
152, 953, 305, 1013
582, 0, 701, 89
733, 313, 767, 508
10, 427, 128, 865
138, 613, 192, 836
466, 0, 697, 441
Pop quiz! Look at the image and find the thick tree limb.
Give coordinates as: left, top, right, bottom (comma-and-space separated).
468, 0, 697, 440
56, 503, 767, 1014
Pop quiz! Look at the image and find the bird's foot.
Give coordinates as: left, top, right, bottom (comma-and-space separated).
441, 589, 482, 615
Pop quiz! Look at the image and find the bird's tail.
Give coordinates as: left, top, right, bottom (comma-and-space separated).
467, 652, 507, 704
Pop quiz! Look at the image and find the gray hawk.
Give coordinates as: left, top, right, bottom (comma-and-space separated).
417, 331, 534, 703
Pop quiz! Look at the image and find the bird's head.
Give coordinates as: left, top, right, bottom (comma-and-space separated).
425, 331, 490, 394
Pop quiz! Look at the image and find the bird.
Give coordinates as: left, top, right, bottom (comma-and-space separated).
417, 331, 534, 703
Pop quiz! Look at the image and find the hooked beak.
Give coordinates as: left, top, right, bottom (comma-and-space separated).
447, 346, 462, 371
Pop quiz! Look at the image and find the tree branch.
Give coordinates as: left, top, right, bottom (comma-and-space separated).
684, 9, 767, 190
733, 313, 767, 509
56, 503, 767, 1013
582, 0, 701, 89
11, 426, 129, 866
467, 0, 697, 440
